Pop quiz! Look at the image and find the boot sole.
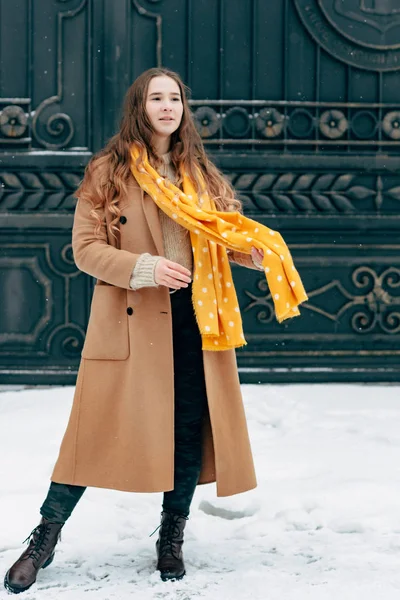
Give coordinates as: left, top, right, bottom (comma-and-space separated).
160, 569, 186, 582
4, 553, 55, 594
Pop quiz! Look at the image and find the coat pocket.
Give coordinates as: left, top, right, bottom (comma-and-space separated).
81, 285, 129, 360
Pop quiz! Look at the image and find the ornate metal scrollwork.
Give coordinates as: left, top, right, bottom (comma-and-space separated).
243, 279, 275, 324
44, 242, 79, 277
32, 100, 74, 150
350, 266, 400, 333
32, 0, 88, 149
62, 334, 84, 357
61, 243, 75, 265
243, 265, 400, 335
47, 324, 85, 358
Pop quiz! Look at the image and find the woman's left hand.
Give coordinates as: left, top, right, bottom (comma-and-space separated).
251, 246, 264, 267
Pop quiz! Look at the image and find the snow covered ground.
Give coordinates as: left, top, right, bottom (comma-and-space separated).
1, 384, 400, 599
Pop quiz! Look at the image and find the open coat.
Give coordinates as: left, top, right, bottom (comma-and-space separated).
52, 176, 257, 497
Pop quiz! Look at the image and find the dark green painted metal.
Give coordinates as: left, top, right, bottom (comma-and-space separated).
0, 0, 400, 384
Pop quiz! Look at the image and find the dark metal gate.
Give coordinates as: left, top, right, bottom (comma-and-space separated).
1, 0, 400, 384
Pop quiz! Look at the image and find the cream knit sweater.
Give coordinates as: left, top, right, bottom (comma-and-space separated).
129, 153, 192, 290
129, 153, 262, 291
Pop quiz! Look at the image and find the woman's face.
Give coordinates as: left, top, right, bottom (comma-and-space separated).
145, 76, 184, 144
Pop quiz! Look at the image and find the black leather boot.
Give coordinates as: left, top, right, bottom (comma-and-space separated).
155, 511, 188, 581
4, 517, 63, 594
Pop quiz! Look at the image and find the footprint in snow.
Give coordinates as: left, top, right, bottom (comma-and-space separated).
198, 500, 258, 520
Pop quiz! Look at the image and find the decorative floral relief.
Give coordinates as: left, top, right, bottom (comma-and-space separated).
244, 266, 400, 334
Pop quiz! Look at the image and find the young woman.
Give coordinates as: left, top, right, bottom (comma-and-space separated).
4, 68, 307, 594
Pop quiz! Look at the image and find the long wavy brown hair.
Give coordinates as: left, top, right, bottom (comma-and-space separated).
76, 67, 242, 237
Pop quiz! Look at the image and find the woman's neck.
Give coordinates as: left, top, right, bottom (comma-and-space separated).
152, 134, 170, 155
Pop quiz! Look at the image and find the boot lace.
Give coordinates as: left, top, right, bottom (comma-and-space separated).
156, 513, 188, 560
22, 524, 52, 563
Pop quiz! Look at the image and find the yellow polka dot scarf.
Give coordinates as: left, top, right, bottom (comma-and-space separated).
130, 145, 308, 351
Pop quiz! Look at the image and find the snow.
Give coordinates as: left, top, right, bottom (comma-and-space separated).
1, 384, 400, 599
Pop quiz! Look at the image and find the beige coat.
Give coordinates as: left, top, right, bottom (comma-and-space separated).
52, 177, 257, 497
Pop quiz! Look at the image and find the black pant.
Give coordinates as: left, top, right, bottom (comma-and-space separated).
41, 284, 208, 523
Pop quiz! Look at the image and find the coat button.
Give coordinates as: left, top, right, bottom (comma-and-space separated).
127, 307, 133, 315
119, 216, 127, 224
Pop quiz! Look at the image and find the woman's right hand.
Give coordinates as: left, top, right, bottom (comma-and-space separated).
154, 258, 192, 290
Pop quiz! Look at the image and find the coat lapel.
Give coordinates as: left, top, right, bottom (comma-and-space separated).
140, 188, 165, 257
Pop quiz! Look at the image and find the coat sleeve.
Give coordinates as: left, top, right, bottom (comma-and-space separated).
72, 198, 141, 289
